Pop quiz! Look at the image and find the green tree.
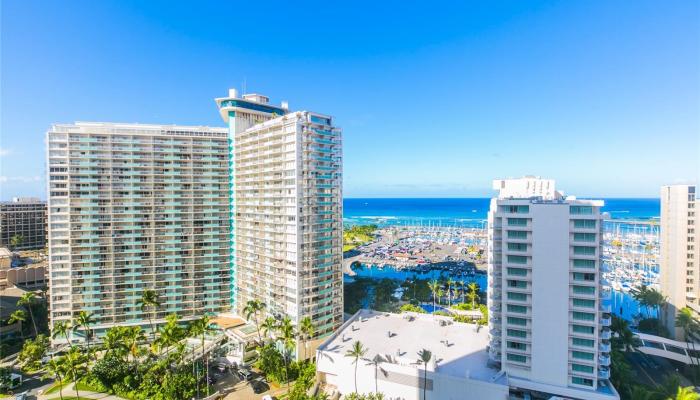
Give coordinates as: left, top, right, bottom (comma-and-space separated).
17, 291, 39, 336
675, 307, 699, 367
8, 309, 27, 340
43, 359, 67, 400
446, 278, 455, 307
299, 316, 315, 361
261, 316, 278, 341
9, 234, 23, 251
417, 349, 432, 400
63, 347, 87, 400
189, 315, 214, 396
427, 280, 439, 313
18, 334, 49, 371
73, 311, 96, 361
345, 340, 367, 394
243, 299, 266, 345
279, 316, 296, 392
467, 282, 479, 309
136, 289, 161, 341
156, 313, 186, 356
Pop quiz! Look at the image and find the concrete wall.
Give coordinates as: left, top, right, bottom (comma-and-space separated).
317, 349, 509, 400
529, 203, 570, 387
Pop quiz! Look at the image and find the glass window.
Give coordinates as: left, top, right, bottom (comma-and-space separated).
507, 267, 528, 276
574, 233, 597, 242
573, 324, 594, 334
570, 206, 593, 215
572, 298, 595, 308
573, 246, 596, 255
507, 341, 527, 350
507, 255, 528, 264
507, 292, 527, 301
572, 351, 594, 360
507, 353, 527, 363
572, 376, 594, 386
573, 259, 595, 268
507, 230, 527, 239
507, 329, 527, 338
507, 242, 528, 251
573, 311, 595, 321
572, 363, 594, 373
573, 285, 595, 295
507, 317, 527, 326
507, 218, 528, 226
573, 219, 597, 228
573, 337, 595, 347
507, 304, 528, 314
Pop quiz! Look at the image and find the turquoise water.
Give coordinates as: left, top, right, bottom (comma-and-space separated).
343, 198, 659, 227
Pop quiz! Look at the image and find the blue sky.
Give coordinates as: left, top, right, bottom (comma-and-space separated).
1, 1, 698, 199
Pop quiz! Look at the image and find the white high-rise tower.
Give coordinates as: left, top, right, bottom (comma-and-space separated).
487, 177, 617, 399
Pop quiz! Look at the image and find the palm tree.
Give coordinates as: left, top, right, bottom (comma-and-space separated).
261, 316, 278, 341
190, 315, 214, 396
299, 316, 315, 361
467, 282, 479, 309
52, 321, 72, 348
654, 375, 681, 400
43, 358, 67, 400
136, 289, 161, 341
122, 326, 145, 362
17, 291, 38, 336
676, 307, 699, 366
633, 285, 652, 317
157, 314, 185, 356
63, 347, 87, 400
73, 311, 95, 361
345, 340, 367, 394
9, 234, 23, 251
366, 354, 385, 394
446, 278, 455, 307
670, 386, 700, 400
417, 349, 432, 400
427, 280, 439, 313
243, 299, 266, 345
8, 309, 27, 340
460, 280, 467, 303
627, 385, 654, 400
278, 316, 296, 392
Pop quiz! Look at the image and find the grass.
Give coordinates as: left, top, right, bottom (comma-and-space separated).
44, 380, 70, 394
75, 381, 106, 393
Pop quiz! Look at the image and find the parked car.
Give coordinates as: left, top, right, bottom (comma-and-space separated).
14, 392, 27, 400
252, 379, 270, 394
237, 368, 252, 381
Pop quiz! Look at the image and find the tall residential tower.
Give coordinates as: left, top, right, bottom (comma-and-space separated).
215, 90, 344, 351
47, 123, 232, 337
660, 184, 698, 338
488, 177, 616, 400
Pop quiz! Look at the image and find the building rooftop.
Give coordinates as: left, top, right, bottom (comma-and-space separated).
318, 309, 502, 383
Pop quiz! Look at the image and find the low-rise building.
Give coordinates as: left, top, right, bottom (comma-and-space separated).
0, 197, 47, 250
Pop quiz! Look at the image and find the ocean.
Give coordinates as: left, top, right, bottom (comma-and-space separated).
343, 197, 659, 227
343, 197, 661, 321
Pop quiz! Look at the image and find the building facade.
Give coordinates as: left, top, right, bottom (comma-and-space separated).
488, 177, 616, 399
660, 184, 698, 339
215, 90, 344, 351
46, 122, 232, 337
0, 197, 47, 250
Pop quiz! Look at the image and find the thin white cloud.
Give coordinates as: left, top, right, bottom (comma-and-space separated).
0, 175, 41, 183
0, 147, 11, 157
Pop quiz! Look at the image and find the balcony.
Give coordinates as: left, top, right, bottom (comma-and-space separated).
598, 367, 611, 379
600, 329, 612, 340
600, 316, 611, 326
600, 303, 612, 313
599, 355, 611, 366
599, 342, 611, 353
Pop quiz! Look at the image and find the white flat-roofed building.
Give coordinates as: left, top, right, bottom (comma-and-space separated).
316, 309, 510, 400
487, 177, 618, 399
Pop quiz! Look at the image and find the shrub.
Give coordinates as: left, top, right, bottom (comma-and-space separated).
400, 304, 426, 313
90, 352, 133, 390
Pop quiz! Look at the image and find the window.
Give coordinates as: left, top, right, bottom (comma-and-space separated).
507, 292, 527, 301
573, 298, 595, 308
573, 285, 595, 295
507, 329, 527, 338
508, 280, 527, 289
507, 353, 527, 363
572, 363, 594, 373
507, 317, 527, 326
507, 242, 527, 252
573, 219, 596, 229
574, 233, 596, 242
573, 272, 595, 282
572, 377, 594, 386
573, 246, 596, 256
507, 230, 528, 239
573, 324, 594, 334
573, 311, 595, 321
507, 341, 527, 350
573, 259, 595, 268
507, 267, 528, 276
570, 206, 593, 215
572, 351, 594, 360
501, 205, 529, 213
507, 304, 528, 314
507, 218, 528, 226
572, 337, 594, 347
507, 255, 528, 264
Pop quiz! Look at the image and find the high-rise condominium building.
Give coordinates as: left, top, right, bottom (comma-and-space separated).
660, 184, 698, 338
47, 91, 344, 349
0, 197, 47, 250
215, 89, 344, 347
488, 177, 616, 399
46, 123, 232, 336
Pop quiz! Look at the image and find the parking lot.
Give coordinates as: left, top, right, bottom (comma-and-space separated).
209, 362, 285, 400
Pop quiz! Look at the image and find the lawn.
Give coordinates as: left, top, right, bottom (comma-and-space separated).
44, 380, 70, 394
75, 381, 106, 393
